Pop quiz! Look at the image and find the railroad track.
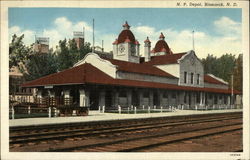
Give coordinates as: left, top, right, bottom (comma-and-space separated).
10, 114, 242, 145
49, 124, 242, 152
9, 112, 242, 152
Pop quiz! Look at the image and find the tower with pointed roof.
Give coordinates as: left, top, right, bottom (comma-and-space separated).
152, 32, 172, 56
144, 37, 151, 62
112, 21, 140, 63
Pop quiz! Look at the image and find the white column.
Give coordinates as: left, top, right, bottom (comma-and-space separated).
64, 89, 70, 105
138, 90, 143, 107
37, 89, 43, 104
127, 90, 132, 107
159, 90, 163, 107
149, 91, 153, 106
203, 93, 206, 106
37, 90, 42, 98
227, 95, 230, 105
48, 90, 55, 106
199, 92, 203, 106
99, 90, 106, 108
79, 89, 89, 107
113, 90, 119, 107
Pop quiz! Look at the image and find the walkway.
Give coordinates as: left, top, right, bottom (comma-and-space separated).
9, 109, 242, 127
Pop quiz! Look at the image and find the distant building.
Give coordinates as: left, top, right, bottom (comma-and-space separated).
33, 37, 49, 54
22, 21, 242, 110
73, 31, 84, 49
9, 66, 34, 103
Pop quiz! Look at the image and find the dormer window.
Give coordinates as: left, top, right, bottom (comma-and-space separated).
184, 71, 187, 83
197, 74, 200, 84
191, 73, 194, 84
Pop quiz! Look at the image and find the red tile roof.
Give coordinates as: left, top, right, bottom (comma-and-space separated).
103, 58, 177, 78
118, 30, 136, 44
143, 52, 187, 65
204, 74, 227, 85
112, 39, 118, 45
21, 63, 113, 87
22, 63, 241, 95
135, 40, 140, 45
153, 40, 171, 54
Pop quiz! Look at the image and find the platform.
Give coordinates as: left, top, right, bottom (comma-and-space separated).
9, 109, 242, 127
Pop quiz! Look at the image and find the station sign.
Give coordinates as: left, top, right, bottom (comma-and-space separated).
45, 85, 53, 89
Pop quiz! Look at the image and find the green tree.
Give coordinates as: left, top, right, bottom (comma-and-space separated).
9, 34, 31, 69
68, 39, 79, 64
20, 51, 58, 81
202, 54, 218, 75
202, 53, 236, 82
79, 42, 91, 60
232, 54, 243, 91
216, 53, 236, 83
56, 39, 91, 71
57, 39, 72, 71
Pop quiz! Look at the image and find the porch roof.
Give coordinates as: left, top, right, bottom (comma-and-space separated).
22, 63, 241, 95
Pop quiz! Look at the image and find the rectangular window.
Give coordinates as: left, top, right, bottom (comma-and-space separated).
119, 91, 127, 97
172, 92, 176, 99
209, 94, 212, 99
184, 92, 187, 103
143, 91, 149, 98
196, 92, 200, 103
224, 95, 227, 104
197, 74, 200, 84
184, 72, 187, 83
191, 73, 194, 84
214, 95, 218, 104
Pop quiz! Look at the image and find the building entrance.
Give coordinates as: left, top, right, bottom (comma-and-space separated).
89, 89, 99, 110
153, 92, 159, 106
132, 90, 139, 107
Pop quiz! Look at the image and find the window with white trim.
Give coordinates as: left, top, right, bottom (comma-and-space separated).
197, 74, 200, 84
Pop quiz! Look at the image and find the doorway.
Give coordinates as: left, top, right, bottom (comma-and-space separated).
89, 89, 99, 110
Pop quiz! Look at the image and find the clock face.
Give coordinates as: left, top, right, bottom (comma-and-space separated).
119, 45, 125, 53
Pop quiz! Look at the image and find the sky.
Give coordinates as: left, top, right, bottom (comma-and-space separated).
9, 8, 242, 58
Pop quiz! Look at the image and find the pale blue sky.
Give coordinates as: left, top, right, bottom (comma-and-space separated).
9, 8, 242, 58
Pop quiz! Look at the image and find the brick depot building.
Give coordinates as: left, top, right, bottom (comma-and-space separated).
22, 22, 242, 110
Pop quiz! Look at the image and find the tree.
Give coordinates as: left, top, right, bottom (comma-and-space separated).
216, 53, 236, 83
9, 34, 31, 69
56, 39, 92, 71
202, 54, 218, 75
202, 53, 236, 82
21, 51, 58, 81
57, 39, 72, 71
79, 42, 91, 60
232, 54, 243, 91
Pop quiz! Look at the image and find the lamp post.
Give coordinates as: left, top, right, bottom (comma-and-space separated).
231, 74, 234, 107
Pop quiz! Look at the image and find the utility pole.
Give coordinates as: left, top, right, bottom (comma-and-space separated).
192, 30, 195, 51
231, 74, 234, 106
102, 40, 104, 53
92, 19, 95, 52
83, 27, 85, 39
